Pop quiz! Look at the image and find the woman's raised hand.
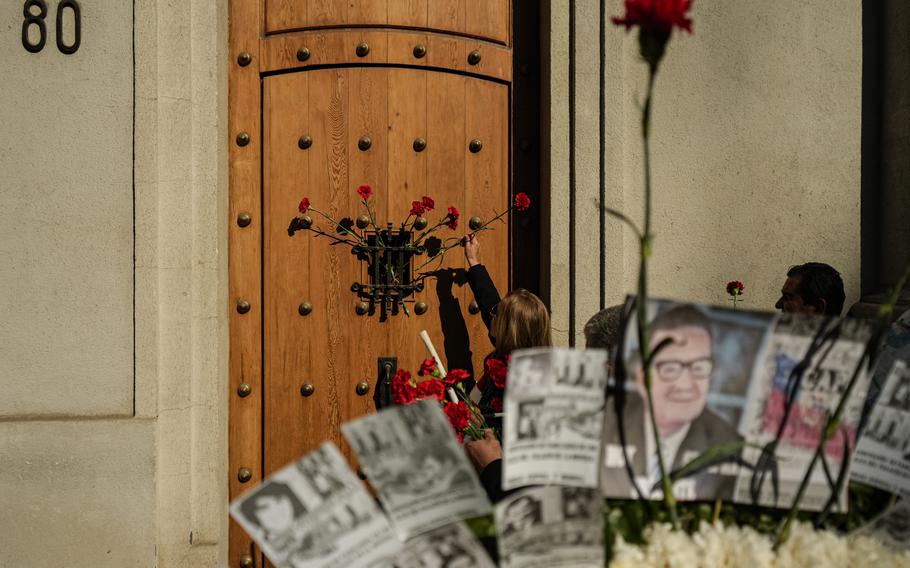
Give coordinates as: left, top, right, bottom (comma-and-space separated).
464, 233, 481, 267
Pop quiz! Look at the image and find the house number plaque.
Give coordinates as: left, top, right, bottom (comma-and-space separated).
22, 0, 81, 54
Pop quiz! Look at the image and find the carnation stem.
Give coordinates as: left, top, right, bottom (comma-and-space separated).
637, 64, 678, 529
308, 206, 367, 245
361, 199, 386, 247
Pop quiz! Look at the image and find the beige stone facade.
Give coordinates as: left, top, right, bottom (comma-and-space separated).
0, 1, 862, 565
545, 0, 862, 346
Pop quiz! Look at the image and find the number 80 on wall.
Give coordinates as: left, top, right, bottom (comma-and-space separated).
22, 0, 81, 55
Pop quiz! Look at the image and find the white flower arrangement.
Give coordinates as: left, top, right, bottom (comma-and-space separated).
610, 522, 910, 568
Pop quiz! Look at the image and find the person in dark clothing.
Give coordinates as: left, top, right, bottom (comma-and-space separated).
775, 262, 845, 316
461, 233, 552, 502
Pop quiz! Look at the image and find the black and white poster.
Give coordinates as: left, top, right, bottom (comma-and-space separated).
853, 353, 910, 497
229, 442, 400, 568
495, 486, 603, 568
342, 399, 491, 539
372, 522, 496, 568
503, 348, 609, 490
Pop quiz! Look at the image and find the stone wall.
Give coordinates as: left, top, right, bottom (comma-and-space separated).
545, 0, 862, 345
0, 1, 229, 565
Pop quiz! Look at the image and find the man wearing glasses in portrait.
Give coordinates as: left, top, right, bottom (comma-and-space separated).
602, 305, 742, 501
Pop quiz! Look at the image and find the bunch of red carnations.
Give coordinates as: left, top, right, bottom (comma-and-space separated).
391, 359, 488, 442
475, 355, 509, 417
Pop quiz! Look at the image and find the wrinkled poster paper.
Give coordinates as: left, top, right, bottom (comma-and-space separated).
736, 316, 873, 510
503, 348, 609, 490
229, 442, 400, 568
342, 399, 492, 539
600, 300, 874, 511
373, 522, 496, 568
495, 486, 604, 568
853, 352, 910, 497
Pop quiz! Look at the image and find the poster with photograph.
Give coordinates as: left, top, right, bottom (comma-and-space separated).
601, 299, 775, 501
495, 486, 603, 568
341, 399, 491, 539
852, 356, 910, 497
734, 315, 874, 510
372, 522, 496, 568
852, 499, 910, 552
229, 442, 400, 568
502, 348, 609, 490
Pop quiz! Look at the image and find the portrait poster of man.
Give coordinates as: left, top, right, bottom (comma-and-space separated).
495, 486, 603, 568
342, 399, 491, 539
852, 355, 910, 498
735, 314, 874, 510
502, 348, 609, 490
602, 299, 773, 502
229, 442, 400, 568
372, 522, 496, 568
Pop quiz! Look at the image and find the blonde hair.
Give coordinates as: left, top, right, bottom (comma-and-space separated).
491, 289, 552, 357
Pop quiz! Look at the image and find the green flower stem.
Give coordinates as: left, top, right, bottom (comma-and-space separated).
306, 226, 361, 247
361, 199, 386, 247
307, 206, 367, 245
455, 383, 489, 426
775, 261, 910, 548
413, 219, 449, 244
636, 64, 678, 529
412, 209, 508, 276
411, 235, 477, 275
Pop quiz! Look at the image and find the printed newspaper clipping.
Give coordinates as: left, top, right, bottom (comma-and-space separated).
373, 522, 496, 568
853, 356, 910, 497
495, 486, 604, 568
229, 442, 400, 568
503, 348, 609, 490
342, 399, 492, 539
736, 315, 873, 510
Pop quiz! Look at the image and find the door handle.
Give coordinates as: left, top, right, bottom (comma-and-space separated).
373, 357, 397, 409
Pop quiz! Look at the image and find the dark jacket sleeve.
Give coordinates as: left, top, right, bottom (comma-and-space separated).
479, 459, 505, 503
467, 264, 501, 334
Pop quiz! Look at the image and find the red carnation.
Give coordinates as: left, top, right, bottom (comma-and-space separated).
417, 378, 446, 402
391, 370, 417, 404
484, 357, 509, 389
421, 196, 435, 211
418, 358, 437, 377
357, 184, 373, 201
410, 201, 427, 217
514, 192, 531, 212
445, 206, 460, 230
443, 368, 471, 387
726, 280, 745, 297
490, 396, 503, 413
444, 400, 471, 433
298, 197, 310, 214
612, 0, 693, 35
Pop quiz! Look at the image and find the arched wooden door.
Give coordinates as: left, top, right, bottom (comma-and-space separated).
229, 2, 515, 566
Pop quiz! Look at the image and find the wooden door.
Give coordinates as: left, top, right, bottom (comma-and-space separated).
229, 2, 515, 566
263, 67, 508, 471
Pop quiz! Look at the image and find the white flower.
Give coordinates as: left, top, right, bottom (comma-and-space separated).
608, 521, 910, 568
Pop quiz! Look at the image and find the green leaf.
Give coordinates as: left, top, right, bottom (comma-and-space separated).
464, 514, 496, 539
666, 441, 756, 484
